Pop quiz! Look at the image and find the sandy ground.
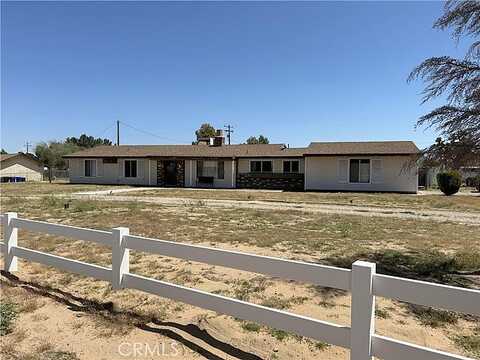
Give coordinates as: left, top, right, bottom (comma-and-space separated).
1, 186, 479, 359
1, 254, 475, 360
73, 193, 480, 225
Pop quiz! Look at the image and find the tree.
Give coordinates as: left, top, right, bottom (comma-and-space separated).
195, 123, 216, 140
422, 132, 479, 169
0, 148, 7, 154
65, 134, 112, 148
35, 141, 79, 182
246, 135, 270, 144
408, 1, 480, 168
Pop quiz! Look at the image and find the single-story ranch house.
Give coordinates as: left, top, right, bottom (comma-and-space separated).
64, 136, 419, 193
0, 152, 44, 182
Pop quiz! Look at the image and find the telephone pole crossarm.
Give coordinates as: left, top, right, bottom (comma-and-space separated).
224, 124, 234, 145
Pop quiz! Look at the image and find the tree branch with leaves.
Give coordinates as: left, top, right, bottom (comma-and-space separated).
409, 0, 480, 169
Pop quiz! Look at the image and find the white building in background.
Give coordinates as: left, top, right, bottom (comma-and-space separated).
0, 153, 44, 182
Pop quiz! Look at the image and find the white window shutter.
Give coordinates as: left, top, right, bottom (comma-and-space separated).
118, 159, 124, 178
371, 159, 383, 184
338, 159, 348, 183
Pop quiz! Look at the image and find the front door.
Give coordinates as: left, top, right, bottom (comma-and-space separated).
165, 160, 177, 186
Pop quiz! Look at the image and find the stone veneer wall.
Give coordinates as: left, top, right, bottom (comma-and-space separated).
175, 160, 185, 187
156, 160, 185, 187
236, 173, 304, 191
156, 160, 165, 186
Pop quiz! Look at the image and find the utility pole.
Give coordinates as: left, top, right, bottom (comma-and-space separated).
24, 141, 32, 154
116, 120, 120, 146
224, 124, 234, 145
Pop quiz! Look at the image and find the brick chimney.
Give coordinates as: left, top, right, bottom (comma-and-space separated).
212, 129, 225, 147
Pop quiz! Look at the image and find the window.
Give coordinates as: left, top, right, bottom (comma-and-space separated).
197, 160, 224, 179
349, 159, 370, 183
84, 160, 96, 177
250, 160, 272, 173
283, 160, 299, 173
251, 161, 262, 172
262, 161, 272, 172
125, 160, 137, 178
217, 161, 224, 179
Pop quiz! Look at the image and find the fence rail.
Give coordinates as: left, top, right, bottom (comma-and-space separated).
1, 212, 478, 360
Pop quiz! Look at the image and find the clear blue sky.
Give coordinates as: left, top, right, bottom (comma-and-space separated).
1, 1, 470, 152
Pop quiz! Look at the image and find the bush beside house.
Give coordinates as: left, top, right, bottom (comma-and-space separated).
437, 171, 462, 196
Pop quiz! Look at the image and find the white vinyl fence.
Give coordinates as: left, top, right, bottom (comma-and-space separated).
1, 212, 479, 360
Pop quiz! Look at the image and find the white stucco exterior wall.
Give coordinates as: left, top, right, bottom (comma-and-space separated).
68, 158, 150, 185
69, 158, 235, 188
304, 155, 418, 193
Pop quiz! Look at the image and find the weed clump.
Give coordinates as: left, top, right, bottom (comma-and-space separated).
409, 304, 458, 328
0, 301, 18, 335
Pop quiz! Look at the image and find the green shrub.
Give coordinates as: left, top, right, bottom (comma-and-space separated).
0, 301, 18, 335
269, 328, 290, 341
437, 171, 462, 196
241, 322, 261, 332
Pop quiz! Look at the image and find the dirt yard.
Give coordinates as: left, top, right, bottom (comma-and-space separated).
1, 183, 479, 360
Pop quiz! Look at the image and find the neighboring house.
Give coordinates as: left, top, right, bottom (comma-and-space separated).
418, 166, 440, 189
64, 138, 419, 193
460, 166, 480, 181
0, 153, 44, 182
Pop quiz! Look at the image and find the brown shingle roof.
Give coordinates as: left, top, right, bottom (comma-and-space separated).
304, 141, 419, 156
0, 154, 17, 162
63, 144, 305, 158
63, 141, 418, 159
0, 153, 41, 163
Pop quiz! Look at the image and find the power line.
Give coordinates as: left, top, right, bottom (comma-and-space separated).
119, 121, 185, 144
96, 122, 117, 140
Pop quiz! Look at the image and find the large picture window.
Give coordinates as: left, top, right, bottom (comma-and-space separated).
197, 160, 224, 179
250, 160, 272, 173
283, 160, 299, 173
125, 160, 137, 178
84, 160, 96, 177
349, 159, 370, 183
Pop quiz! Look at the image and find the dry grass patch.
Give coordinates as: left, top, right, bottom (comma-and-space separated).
0, 182, 120, 197
116, 188, 480, 212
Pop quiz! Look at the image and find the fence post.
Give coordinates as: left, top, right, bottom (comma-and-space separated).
350, 261, 376, 360
112, 227, 129, 289
3, 212, 18, 272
